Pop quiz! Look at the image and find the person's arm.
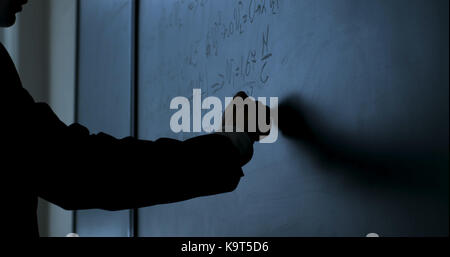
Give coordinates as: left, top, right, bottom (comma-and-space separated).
33, 103, 245, 211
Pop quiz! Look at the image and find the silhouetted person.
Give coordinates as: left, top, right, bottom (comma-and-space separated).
0, 0, 269, 238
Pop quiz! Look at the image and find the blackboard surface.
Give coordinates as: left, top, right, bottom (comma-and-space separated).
76, 0, 133, 237
137, 0, 448, 236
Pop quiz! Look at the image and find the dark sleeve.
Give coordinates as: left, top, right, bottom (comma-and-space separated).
32, 103, 244, 211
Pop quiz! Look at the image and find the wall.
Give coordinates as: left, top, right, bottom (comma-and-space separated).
75, 0, 134, 237
0, 0, 76, 237
135, 0, 448, 236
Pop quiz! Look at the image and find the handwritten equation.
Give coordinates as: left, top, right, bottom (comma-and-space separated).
163, 0, 282, 96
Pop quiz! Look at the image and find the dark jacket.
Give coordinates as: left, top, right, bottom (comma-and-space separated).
0, 43, 244, 238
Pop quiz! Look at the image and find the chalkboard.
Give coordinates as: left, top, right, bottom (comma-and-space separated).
76, 0, 133, 237
136, 0, 448, 236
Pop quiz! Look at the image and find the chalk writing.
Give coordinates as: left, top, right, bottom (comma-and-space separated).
205, 0, 280, 58
209, 24, 273, 95
162, 0, 280, 96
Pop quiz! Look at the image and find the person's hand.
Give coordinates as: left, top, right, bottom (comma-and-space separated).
221, 91, 271, 143
217, 92, 272, 167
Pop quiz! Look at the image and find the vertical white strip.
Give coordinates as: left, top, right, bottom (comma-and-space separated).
193, 88, 202, 132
